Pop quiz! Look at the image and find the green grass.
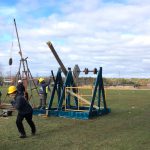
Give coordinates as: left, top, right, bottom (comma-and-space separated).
0, 88, 150, 150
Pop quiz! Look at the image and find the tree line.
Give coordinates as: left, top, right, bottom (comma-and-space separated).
0, 75, 150, 87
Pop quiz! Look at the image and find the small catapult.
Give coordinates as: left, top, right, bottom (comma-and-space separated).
0, 19, 38, 114
33, 42, 110, 119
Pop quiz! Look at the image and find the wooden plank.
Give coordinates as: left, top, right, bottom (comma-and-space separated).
66, 86, 93, 89
66, 90, 99, 109
65, 109, 89, 112
0, 103, 15, 110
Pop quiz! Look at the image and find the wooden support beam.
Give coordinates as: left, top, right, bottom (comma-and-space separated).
66, 90, 99, 109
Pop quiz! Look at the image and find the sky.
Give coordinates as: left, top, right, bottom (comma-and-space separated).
0, 0, 150, 78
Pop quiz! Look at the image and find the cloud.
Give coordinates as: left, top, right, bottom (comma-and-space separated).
0, 7, 16, 16
0, 0, 150, 78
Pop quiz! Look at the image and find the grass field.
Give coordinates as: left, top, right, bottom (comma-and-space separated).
0, 88, 150, 150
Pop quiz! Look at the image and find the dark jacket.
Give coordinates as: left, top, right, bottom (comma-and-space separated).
11, 94, 33, 115
39, 80, 50, 95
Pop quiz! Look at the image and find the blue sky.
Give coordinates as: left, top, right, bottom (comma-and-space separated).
0, 0, 150, 78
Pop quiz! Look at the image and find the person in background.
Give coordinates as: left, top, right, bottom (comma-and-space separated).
17, 80, 25, 96
17, 80, 29, 100
0, 88, 2, 105
8, 85, 36, 138
38, 78, 50, 109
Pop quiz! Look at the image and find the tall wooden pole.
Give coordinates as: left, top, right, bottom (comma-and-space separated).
14, 18, 28, 91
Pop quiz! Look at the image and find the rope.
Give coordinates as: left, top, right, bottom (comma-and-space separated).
8, 23, 15, 85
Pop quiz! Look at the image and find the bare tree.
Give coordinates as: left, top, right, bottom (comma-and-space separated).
0, 64, 3, 83
0, 64, 2, 76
